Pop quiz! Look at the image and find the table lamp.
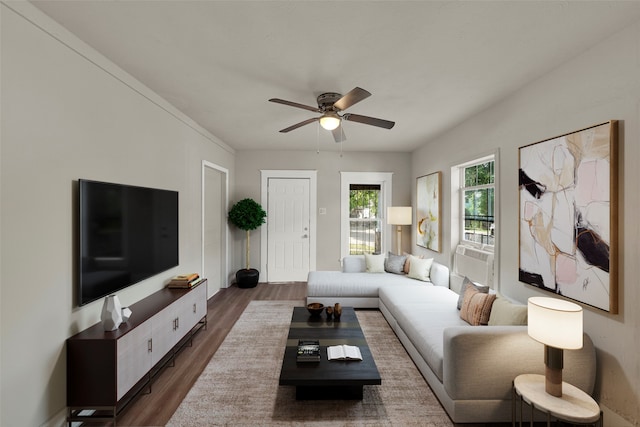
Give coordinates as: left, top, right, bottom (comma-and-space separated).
387, 206, 412, 255
527, 296, 583, 397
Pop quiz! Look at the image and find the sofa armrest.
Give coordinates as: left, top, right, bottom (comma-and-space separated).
430, 262, 450, 288
443, 326, 596, 400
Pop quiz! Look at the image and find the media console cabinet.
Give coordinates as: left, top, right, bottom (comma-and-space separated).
66, 280, 207, 426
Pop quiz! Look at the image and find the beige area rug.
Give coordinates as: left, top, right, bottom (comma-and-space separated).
167, 301, 453, 427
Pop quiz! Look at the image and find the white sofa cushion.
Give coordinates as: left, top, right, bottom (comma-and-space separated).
380, 285, 466, 381
307, 270, 420, 298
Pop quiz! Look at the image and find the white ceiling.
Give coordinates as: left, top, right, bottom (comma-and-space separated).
30, 1, 640, 153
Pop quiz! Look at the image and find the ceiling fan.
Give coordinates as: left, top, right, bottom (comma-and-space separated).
269, 87, 395, 143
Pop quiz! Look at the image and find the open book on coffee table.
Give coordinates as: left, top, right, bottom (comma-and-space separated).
327, 345, 362, 361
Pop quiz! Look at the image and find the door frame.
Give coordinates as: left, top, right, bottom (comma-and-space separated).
201, 160, 230, 292
260, 170, 317, 282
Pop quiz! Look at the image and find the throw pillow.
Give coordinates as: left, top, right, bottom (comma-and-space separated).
488, 294, 528, 326
384, 252, 407, 275
364, 253, 385, 273
457, 276, 490, 310
459, 287, 496, 326
402, 252, 423, 274
407, 256, 434, 281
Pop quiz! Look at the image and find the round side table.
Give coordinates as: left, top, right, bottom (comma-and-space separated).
512, 374, 602, 427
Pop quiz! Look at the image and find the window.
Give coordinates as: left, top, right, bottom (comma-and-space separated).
340, 172, 393, 259
460, 158, 495, 247
349, 184, 381, 255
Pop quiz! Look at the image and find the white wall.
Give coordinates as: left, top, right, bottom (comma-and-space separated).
411, 20, 640, 426
233, 150, 412, 272
0, 3, 235, 426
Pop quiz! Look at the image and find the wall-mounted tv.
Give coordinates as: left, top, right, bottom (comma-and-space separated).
78, 179, 179, 306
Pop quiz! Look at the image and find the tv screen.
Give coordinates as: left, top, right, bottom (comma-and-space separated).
78, 179, 179, 306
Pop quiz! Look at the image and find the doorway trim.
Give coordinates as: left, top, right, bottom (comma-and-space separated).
202, 160, 230, 290
260, 170, 317, 282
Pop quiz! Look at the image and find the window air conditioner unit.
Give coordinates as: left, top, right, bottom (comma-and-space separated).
454, 245, 494, 287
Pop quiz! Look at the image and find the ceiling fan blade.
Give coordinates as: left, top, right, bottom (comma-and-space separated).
333, 87, 371, 111
332, 126, 346, 143
269, 98, 321, 113
279, 117, 319, 133
342, 113, 395, 129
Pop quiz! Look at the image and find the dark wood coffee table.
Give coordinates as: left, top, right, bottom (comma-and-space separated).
279, 306, 381, 400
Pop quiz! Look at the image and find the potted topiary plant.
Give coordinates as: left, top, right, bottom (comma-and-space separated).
228, 198, 267, 288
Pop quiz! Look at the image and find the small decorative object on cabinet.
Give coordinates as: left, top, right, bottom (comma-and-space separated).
121, 306, 132, 322
67, 279, 208, 426
101, 294, 123, 331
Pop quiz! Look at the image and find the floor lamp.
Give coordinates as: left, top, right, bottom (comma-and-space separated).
387, 206, 412, 255
527, 297, 583, 397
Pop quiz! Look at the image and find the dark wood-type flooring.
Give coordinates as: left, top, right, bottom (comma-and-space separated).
113, 282, 306, 427
95, 282, 573, 427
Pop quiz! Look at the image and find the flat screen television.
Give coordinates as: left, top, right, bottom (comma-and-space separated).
78, 179, 179, 306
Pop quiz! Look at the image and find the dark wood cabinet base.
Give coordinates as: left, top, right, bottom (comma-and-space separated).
66, 282, 208, 426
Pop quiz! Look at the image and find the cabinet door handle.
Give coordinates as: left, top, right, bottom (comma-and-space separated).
148, 338, 152, 353
176, 317, 179, 330
193, 303, 196, 313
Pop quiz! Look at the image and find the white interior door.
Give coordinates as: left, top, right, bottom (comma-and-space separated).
267, 178, 310, 282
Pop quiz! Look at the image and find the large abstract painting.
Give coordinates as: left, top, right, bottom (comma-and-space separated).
519, 121, 618, 313
417, 172, 441, 252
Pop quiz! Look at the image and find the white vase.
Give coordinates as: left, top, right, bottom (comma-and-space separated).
101, 295, 123, 331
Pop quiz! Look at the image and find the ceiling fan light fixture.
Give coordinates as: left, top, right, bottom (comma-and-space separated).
319, 113, 341, 130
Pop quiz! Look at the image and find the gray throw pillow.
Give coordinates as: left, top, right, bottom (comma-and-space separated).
457, 276, 490, 310
384, 252, 407, 275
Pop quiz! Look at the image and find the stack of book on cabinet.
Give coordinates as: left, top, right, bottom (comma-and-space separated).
167, 273, 203, 289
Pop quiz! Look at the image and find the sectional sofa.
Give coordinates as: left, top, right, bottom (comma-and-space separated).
306, 254, 597, 423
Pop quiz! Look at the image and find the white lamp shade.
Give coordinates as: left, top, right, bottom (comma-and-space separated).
319, 114, 340, 130
528, 297, 583, 350
387, 206, 412, 225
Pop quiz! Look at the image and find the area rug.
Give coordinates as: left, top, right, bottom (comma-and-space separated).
167, 300, 453, 426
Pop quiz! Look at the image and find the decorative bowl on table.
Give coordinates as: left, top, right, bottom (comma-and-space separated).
307, 302, 324, 316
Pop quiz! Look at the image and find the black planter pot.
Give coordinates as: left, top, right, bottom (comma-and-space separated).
236, 268, 259, 288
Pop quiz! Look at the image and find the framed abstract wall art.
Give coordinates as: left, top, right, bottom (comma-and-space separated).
417, 171, 441, 252
519, 121, 618, 313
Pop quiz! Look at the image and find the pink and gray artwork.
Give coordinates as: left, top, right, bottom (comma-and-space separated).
518, 121, 617, 312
